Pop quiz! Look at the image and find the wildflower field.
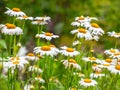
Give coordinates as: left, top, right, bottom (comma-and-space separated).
0, 0, 120, 90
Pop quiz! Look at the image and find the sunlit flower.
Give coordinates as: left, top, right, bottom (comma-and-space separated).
110, 52, 120, 59
24, 84, 34, 90
75, 16, 88, 23
0, 23, 23, 35
98, 63, 111, 69
28, 66, 43, 73
107, 31, 120, 38
71, 21, 81, 27
104, 48, 119, 56
3, 57, 28, 70
61, 59, 81, 70
90, 72, 105, 78
101, 58, 117, 65
32, 16, 51, 25
71, 28, 92, 40
35, 32, 59, 41
72, 40, 80, 46
25, 53, 41, 61
82, 57, 101, 63
34, 45, 59, 57
79, 78, 97, 87
16, 15, 33, 20
85, 22, 104, 36
73, 72, 85, 77
35, 76, 45, 83
108, 65, 120, 74
60, 46, 79, 57
4, 7, 26, 17
92, 64, 102, 72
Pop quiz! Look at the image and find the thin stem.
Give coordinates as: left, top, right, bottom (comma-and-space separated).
115, 38, 118, 49
13, 35, 17, 56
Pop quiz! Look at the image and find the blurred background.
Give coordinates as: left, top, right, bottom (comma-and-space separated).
0, 0, 120, 53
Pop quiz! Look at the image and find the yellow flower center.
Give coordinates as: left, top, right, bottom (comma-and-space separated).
103, 64, 110, 66
30, 85, 34, 89
110, 49, 116, 53
11, 57, 20, 61
89, 57, 96, 60
115, 33, 120, 35
71, 87, 77, 90
95, 71, 100, 75
91, 23, 99, 28
115, 65, 120, 70
23, 15, 28, 18
92, 64, 98, 66
12, 60, 20, 65
105, 59, 112, 63
12, 8, 21, 12
41, 46, 51, 51
45, 32, 53, 36
84, 79, 92, 83
114, 52, 120, 56
78, 16, 85, 20
27, 53, 35, 56
36, 20, 44, 23
78, 28, 86, 34
36, 76, 41, 79
66, 48, 74, 52
69, 59, 76, 64
5, 23, 16, 29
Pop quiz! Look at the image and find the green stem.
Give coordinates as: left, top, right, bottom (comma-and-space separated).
115, 38, 118, 49
13, 35, 17, 56
9, 36, 13, 56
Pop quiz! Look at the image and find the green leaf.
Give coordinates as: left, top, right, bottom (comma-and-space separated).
0, 39, 7, 49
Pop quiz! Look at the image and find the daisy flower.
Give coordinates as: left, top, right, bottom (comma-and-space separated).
24, 84, 34, 90
92, 64, 102, 72
72, 40, 80, 46
34, 45, 59, 57
32, 16, 51, 25
71, 21, 81, 27
82, 57, 102, 63
79, 78, 97, 87
108, 65, 120, 74
85, 22, 104, 36
110, 52, 120, 59
60, 46, 79, 57
28, 66, 43, 73
4, 7, 26, 17
34, 76, 45, 83
35, 32, 59, 41
90, 72, 105, 78
0, 23, 23, 35
25, 53, 41, 61
101, 58, 117, 65
104, 48, 119, 56
16, 15, 33, 20
61, 59, 81, 70
75, 16, 89, 23
107, 31, 120, 38
98, 63, 111, 69
71, 28, 92, 40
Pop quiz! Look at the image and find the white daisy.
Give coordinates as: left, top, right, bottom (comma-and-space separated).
92, 64, 102, 72
34, 16, 51, 22
90, 72, 105, 78
107, 31, 120, 38
32, 16, 51, 25
24, 84, 34, 90
25, 53, 41, 61
101, 58, 117, 65
28, 66, 43, 73
108, 65, 120, 74
35, 32, 59, 41
16, 15, 33, 20
82, 57, 102, 63
61, 59, 81, 70
4, 7, 26, 17
104, 48, 119, 56
60, 46, 79, 57
34, 45, 59, 57
72, 40, 80, 46
110, 52, 120, 59
71, 28, 92, 40
75, 16, 88, 23
98, 63, 111, 69
71, 21, 80, 27
34, 76, 45, 83
85, 22, 104, 36
79, 78, 97, 87
0, 23, 23, 35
